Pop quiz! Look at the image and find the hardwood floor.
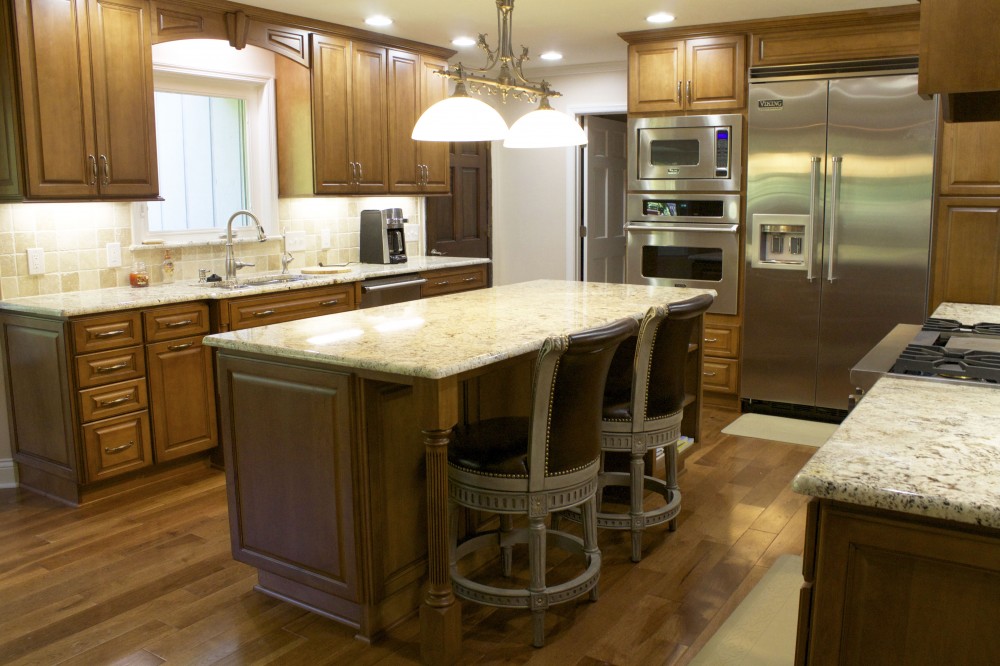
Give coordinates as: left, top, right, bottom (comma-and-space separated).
0, 407, 817, 665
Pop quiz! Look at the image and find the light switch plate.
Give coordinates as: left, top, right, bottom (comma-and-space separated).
284, 230, 307, 252
26, 248, 45, 275
106, 242, 122, 267
320, 228, 332, 249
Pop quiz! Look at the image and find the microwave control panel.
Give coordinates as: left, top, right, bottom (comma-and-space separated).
715, 129, 730, 178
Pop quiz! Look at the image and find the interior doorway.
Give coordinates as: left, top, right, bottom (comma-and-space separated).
580, 113, 627, 283
425, 142, 492, 261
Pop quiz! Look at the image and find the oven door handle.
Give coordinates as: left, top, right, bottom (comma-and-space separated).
626, 223, 739, 234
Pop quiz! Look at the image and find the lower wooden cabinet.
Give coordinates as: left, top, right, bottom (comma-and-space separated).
221, 283, 355, 331
146, 334, 217, 462
82, 411, 153, 482
702, 315, 741, 401
419, 264, 488, 298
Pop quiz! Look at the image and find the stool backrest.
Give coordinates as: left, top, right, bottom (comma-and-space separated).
637, 294, 714, 422
527, 317, 638, 490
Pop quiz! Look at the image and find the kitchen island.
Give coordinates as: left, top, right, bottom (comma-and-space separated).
791, 373, 1000, 665
203, 279, 715, 663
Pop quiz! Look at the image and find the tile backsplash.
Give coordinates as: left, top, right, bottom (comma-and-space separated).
0, 197, 424, 299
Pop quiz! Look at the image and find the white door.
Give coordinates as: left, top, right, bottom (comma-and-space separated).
582, 115, 627, 283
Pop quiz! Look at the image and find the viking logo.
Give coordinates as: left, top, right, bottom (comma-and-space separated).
758, 99, 784, 109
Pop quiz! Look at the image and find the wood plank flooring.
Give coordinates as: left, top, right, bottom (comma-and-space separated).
0, 407, 817, 665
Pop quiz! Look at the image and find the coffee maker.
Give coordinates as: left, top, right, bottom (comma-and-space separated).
359, 208, 407, 264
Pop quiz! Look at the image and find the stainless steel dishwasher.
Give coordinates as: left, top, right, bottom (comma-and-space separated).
359, 274, 427, 308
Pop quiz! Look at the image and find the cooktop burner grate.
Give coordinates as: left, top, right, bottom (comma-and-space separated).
922, 318, 1000, 337
893, 343, 1000, 383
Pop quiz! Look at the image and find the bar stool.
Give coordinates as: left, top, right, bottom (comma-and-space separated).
566, 294, 714, 562
447, 317, 638, 648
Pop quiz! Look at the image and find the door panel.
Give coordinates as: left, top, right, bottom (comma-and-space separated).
583, 115, 627, 283
815, 75, 935, 409
311, 34, 353, 193
351, 40, 387, 192
742, 79, 829, 406
425, 142, 490, 258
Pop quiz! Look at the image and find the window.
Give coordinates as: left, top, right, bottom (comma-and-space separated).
133, 53, 277, 244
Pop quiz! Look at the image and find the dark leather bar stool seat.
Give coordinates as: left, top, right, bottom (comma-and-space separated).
565, 293, 714, 562
447, 317, 638, 648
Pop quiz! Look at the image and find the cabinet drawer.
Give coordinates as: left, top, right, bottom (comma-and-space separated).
227, 284, 355, 331
144, 303, 210, 342
420, 265, 487, 297
703, 357, 739, 394
79, 378, 148, 423
703, 325, 740, 358
82, 411, 153, 482
75, 345, 145, 388
72, 312, 143, 353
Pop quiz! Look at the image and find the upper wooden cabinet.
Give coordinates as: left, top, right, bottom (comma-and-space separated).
387, 50, 450, 194
628, 34, 746, 114
0, 0, 22, 200
311, 34, 388, 195
12, 0, 158, 199
938, 120, 1000, 197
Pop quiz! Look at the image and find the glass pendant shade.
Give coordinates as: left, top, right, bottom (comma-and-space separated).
412, 91, 508, 142
503, 104, 588, 149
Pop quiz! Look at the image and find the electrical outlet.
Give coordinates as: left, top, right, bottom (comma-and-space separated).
320, 228, 332, 249
284, 230, 307, 252
26, 248, 45, 275
106, 242, 122, 268
404, 223, 418, 241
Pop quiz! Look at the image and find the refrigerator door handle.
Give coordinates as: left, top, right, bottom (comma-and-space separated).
807, 156, 822, 282
828, 156, 844, 282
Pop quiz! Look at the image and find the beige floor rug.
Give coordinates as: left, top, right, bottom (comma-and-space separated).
721, 414, 837, 448
689, 554, 803, 666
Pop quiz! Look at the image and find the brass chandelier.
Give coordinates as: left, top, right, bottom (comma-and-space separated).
411, 0, 588, 148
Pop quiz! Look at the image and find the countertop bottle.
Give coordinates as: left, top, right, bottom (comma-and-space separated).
161, 250, 175, 284
129, 261, 149, 288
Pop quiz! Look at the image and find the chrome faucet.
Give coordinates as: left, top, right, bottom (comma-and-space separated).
280, 231, 295, 274
225, 210, 267, 281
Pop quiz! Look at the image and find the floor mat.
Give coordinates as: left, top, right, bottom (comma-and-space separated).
721, 414, 837, 447
689, 554, 803, 666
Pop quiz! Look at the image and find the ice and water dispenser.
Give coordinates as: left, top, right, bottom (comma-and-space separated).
750, 214, 809, 270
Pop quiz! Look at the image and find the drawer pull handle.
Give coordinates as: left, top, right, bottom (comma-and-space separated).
97, 395, 132, 407
168, 343, 193, 352
104, 440, 135, 455
703, 371, 717, 377
96, 362, 129, 374
434, 280, 450, 286
319, 299, 340, 306
95, 329, 126, 339
704, 337, 719, 343
253, 309, 277, 318
462, 276, 478, 283
166, 319, 193, 328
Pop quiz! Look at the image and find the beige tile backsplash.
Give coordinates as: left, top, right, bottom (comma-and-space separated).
0, 197, 424, 299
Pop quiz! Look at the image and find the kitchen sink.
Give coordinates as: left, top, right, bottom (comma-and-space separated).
196, 274, 316, 289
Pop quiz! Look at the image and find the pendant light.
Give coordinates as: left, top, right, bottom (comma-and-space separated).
411, 0, 586, 149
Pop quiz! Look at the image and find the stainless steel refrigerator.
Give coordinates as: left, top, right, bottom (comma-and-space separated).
741, 68, 936, 413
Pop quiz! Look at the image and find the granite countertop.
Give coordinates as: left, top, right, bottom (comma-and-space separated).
792, 374, 1000, 529
0, 256, 489, 318
932, 301, 1000, 325
204, 280, 716, 380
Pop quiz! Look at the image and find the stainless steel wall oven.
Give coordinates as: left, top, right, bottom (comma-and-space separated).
625, 193, 741, 314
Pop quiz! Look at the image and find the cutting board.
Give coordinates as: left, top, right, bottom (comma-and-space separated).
300, 265, 353, 275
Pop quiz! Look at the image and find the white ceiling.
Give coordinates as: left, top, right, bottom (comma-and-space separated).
237, 0, 915, 70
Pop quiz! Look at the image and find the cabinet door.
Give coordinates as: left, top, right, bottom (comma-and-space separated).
418, 55, 450, 193
311, 34, 354, 194
351, 40, 388, 193
13, 0, 98, 198
930, 197, 1000, 310
628, 40, 684, 113
938, 120, 1000, 196
146, 335, 217, 462
685, 35, 746, 112
87, 0, 158, 198
387, 49, 422, 193
0, 0, 22, 199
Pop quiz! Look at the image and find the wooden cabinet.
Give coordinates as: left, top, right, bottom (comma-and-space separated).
930, 197, 1000, 311
311, 34, 388, 194
797, 499, 1000, 664
627, 34, 746, 114
701, 315, 740, 402
387, 49, 450, 194
11, 0, 158, 199
0, 0, 22, 200
419, 264, 489, 298
938, 120, 1000, 196
220, 283, 355, 331
144, 303, 216, 462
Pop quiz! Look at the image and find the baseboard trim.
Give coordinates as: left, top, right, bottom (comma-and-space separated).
0, 459, 17, 489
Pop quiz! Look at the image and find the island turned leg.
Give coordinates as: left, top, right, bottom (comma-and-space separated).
416, 377, 462, 665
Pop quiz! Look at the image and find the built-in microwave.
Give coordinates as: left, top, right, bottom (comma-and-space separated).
628, 114, 743, 192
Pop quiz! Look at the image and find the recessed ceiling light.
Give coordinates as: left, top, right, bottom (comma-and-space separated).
646, 12, 676, 24
452, 36, 477, 47
364, 15, 393, 27
539, 51, 563, 61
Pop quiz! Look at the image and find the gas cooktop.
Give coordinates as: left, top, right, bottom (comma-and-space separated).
890, 318, 1000, 384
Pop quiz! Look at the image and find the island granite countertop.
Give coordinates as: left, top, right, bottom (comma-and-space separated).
792, 374, 1000, 529
204, 279, 716, 380
932, 301, 1000, 325
0, 256, 489, 318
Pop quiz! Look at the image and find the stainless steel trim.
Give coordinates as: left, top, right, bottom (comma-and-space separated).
828, 156, 843, 283
807, 156, 821, 281
361, 277, 427, 293
627, 223, 738, 234
749, 57, 919, 82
